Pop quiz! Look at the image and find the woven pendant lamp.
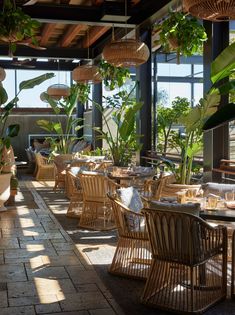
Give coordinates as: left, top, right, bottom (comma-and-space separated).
47, 84, 70, 100
102, 38, 150, 67
183, 0, 235, 21
72, 64, 102, 84
0, 67, 6, 81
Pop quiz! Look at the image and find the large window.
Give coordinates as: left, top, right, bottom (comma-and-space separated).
2, 69, 71, 108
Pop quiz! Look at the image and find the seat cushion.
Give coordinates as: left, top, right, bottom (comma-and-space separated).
149, 200, 201, 216
202, 182, 235, 198
117, 187, 143, 213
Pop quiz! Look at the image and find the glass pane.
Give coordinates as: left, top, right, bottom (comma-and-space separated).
193, 83, 203, 106
193, 65, 203, 78
157, 82, 191, 107
16, 70, 70, 108
157, 63, 191, 77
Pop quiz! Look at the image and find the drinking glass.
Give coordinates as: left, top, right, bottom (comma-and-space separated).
176, 190, 187, 204
225, 191, 234, 201
207, 196, 218, 209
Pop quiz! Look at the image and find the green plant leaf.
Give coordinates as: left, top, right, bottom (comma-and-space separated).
5, 124, 20, 137
203, 103, 235, 130
0, 85, 8, 105
211, 41, 235, 84
19, 73, 54, 91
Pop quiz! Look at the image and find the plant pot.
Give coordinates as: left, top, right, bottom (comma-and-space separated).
161, 178, 201, 198
0, 173, 11, 211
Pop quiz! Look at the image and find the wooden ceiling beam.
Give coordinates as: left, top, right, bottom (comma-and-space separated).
40, 24, 57, 46
82, 26, 110, 48
59, 24, 86, 47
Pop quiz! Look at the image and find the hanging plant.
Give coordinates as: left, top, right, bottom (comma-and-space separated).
98, 60, 130, 90
0, 0, 41, 55
155, 11, 207, 63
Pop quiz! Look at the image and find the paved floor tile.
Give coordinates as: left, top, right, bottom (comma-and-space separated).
9, 294, 58, 307
2, 227, 45, 237
35, 302, 61, 314
89, 309, 117, 315
26, 265, 69, 280
43, 311, 88, 315
65, 267, 105, 287
41, 255, 84, 267
4, 248, 57, 259
33, 232, 65, 240
51, 242, 76, 251
0, 305, 36, 315
0, 290, 8, 307
58, 291, 110, 311
19, 240, 53, 249
0, 238, 19, 249
0, 264, 27, 282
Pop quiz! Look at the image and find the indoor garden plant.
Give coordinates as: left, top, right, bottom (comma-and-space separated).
37, 83, 90, 155
92, 62, 142, 167
155, 11, 207, 63
0, 0, 41, 55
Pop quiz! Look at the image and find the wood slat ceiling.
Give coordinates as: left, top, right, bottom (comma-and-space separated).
0, 0, 173, 69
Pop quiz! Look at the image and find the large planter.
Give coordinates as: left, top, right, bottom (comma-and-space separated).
161, 176, 201, 198
0, 173, 11, 211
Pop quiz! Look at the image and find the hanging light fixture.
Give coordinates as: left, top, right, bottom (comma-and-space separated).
102, 0, 150, 67
183, 0, 235, 21
47, 60, 70, 100
72, 29, 102, 84
0, 67, 6, 82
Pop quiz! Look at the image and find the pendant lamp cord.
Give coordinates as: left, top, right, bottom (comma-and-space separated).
125, 0, 127, 38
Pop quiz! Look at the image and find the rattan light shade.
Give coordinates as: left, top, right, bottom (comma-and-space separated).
72, 65, 102, 84
0, 67, 6, 81
183, 0, 235, 21
103, 39, 150, 67
47, 84, 70, 100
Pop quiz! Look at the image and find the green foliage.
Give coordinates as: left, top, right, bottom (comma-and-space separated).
98, 60, 130, 90
157, 97, 190, 156
0, 72, 54, 169
203, 42, 235, 130
93, 85, 143, 167
155, 11, 207, 62
37, 83, 90, 154
0, 0, 41, 54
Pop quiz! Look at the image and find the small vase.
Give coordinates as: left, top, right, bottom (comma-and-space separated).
0, 173, 11, 211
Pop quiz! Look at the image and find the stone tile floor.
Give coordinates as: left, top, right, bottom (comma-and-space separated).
2, 176, 235, 315
0, 179, 122, 315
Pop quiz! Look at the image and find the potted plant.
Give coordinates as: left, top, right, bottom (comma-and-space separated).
0, 72, 54, 210
0, 0, 41, 55
155, 11, 207, 63
37, 83, 90, 155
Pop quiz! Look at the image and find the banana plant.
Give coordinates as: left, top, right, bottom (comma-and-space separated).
0, 72, 54, 170
37, 83, 90, 154
177, 91, 220, 184
93, 86, 143, 167
203, 41, 235, 130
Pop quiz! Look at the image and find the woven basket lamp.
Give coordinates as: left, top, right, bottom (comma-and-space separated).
72, 65, 102, 84
102, 39, 150, 67
47, 84, 70, 100
0, 67, 6, 81
183, 0, 235, 21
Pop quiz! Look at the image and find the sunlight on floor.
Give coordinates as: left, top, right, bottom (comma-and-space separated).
34, 277, 65, 302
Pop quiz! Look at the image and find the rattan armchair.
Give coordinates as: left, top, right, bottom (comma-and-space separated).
107, 193, 151, 280
141, 208, 227, 314
35, 153, 55, 181
78, 172, 119, 231
66, 169, 83, 218
53, 154, 72, 191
